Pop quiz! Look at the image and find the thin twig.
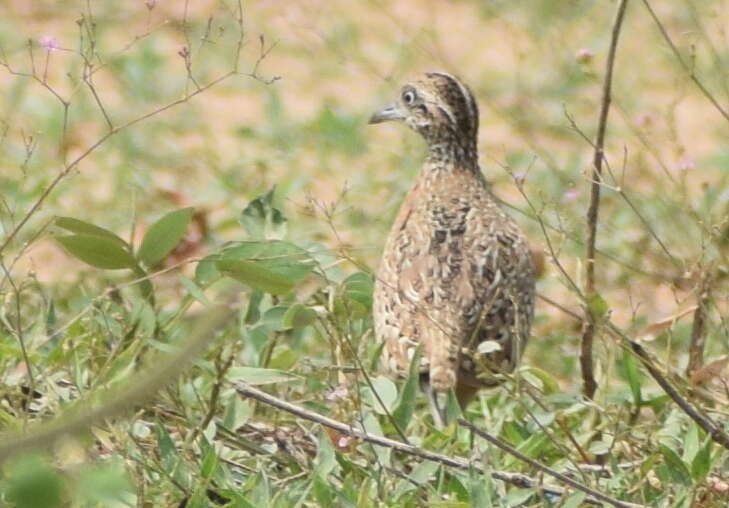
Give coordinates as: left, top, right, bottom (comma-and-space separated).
235, 383, 633, 506
640, 0, 729, 124
580, 0, 629, 399
614, 327, 729, 450
0, 72, 230, 256
563, 109, 681, 269
536, 291, 729, 452
458, 419, 644, 508
686, 269, 711, 377
0, 261, 35, 413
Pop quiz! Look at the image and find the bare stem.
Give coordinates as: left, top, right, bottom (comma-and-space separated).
235, 383, 634, 506
458, 419, 643, 508
686, 269, 712, 377
640, 0, 729, 124
580, 0, 629, 399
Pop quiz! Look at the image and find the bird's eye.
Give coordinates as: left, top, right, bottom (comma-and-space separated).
402, 90, 416, 105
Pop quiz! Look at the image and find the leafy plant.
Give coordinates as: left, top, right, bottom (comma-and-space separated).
54, 207, 194, 303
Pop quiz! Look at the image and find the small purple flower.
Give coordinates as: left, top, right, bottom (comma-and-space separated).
576, 48, 594, 64
563, 189, 580, 201
337, 436, 351, 448
677, 158, 695, 172
513, 171, 527, 185
39, 36, 59, 52
325, 384, 349, 402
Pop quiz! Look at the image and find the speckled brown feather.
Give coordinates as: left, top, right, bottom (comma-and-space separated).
371, 72, 535, 398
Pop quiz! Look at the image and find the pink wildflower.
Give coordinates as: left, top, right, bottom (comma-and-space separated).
677, 158, 695, 172
39, 36, 59, 52
325, 384, 349, 402
576, 48, 594, 64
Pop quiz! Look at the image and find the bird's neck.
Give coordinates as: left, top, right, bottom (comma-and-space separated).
425, 140, 479, 174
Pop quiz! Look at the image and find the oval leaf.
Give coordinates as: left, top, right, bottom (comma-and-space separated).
217, 259, 295, 295
228, 367, 299, 385
56, 234, 137, 270
282, 303, 317, 329
240, 187, 287, 240
392, 347, 421, 430
368, 375, 397, 415
195, 255, 221, 287
54, 217, 128, 247
138, 207, 194, 268
216, 241, 316, 295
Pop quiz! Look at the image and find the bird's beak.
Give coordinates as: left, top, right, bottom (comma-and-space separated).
368, 104, 405, 124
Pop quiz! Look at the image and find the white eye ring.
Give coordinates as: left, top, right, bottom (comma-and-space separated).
402, 90, 416, 105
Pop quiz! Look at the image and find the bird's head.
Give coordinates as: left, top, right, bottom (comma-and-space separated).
369, 72, 479, 153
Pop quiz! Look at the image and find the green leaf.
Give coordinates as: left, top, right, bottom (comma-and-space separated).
521, 366, 560, 394
200, 439, 219, 480
223, 398, 253, 432
659, 444, 692, 485
217, 258, 293, 294
588, 439, 610, 455
262, 305, 289, 331
227, 367, 300, 385
56, 234, 137, 269
132, 265, 155, 306
683, 422, 699, 463
561, 492, 587, 508
5, 456, 64, 508
392, 347, 421, 430
76, 461, 131, 506
138, 207, 194, 268
469, 464, 493, 508
691, 438, 713, 481
369, 375, 398, 415
156, 421, 178, 471
244, 290, 264, 325
249, 471, 270, 506
505, 488, 535, 507
362, 412, 390, 466
314, 431, 337, 477
54, 216, 129, 247
282, 303, 318, 329
313, 475, 333, 507
215, 241, 316, 295
240, 187, 287, 240
195, 255, 221, 287
342, 272, 373, 310
622, 348, 642, 407
179, 275, 210, 306
393, 461, 439, 499
586, 293, 609, 320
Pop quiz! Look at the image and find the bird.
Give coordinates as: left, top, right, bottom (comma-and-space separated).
369, 72, 536, 427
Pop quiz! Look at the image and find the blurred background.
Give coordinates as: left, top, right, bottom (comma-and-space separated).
1, 0, 729, 505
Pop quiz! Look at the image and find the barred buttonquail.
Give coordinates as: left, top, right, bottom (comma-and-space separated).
369, 72, 535, 426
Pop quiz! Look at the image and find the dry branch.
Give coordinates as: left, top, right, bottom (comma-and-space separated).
459, 419, 644, 508
580, 0, 629, 399
623, 333, 729, 450
640, 0, 729, 124
541, 290, 729, 452
687, 271, 712, 377
235, 383, 642, 507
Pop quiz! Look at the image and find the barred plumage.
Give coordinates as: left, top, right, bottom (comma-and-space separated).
369, 72, 535, 423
